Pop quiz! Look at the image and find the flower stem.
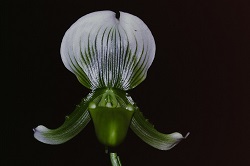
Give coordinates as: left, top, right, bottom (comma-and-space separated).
110, 153, 122, 166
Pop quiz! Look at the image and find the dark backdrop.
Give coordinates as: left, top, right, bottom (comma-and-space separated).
4, 0, 250, 165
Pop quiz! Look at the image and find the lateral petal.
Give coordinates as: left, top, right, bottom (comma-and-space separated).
33, 93, 94, 144
130, 108, 188, 150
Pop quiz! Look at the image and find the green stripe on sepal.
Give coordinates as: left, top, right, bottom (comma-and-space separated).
60, 11, 155, 90
33, 91, 104, 145
130, 108, 189, 150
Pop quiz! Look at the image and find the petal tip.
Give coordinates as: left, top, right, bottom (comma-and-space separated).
169, 132, 190, 141
169, 132, 183, 140
185, 132, 190, 139
33, 125, 51, 144
33, 125, 49, 132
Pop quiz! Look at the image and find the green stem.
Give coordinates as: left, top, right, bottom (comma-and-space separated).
110, 153, 122, 166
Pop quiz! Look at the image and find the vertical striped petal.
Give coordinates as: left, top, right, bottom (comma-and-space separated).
61, 10, 155, 90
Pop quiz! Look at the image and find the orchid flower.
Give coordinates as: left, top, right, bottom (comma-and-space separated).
34, 10, 189, 165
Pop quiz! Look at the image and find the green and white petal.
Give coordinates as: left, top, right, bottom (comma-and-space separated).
130, 108, 188, 150
110, 153, 122, 166
61, 10, 155, 90
33, 93, 95, 144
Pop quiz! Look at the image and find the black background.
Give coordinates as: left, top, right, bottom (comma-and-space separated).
4, 0, 250, 165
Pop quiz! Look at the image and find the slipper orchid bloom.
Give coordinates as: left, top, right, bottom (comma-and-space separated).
34, 10, 188, 165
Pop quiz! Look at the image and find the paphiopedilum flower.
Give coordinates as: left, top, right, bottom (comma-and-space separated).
34, 10, 189, 165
